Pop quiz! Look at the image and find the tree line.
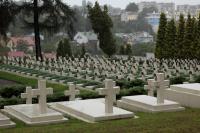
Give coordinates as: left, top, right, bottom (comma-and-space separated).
155, 13, 200, 60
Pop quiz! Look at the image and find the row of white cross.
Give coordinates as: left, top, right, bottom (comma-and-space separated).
21, 73, 169, 114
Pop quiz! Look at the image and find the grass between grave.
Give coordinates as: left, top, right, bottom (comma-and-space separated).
0, 71, 66, 93
0, 108, 200, 133
0, 71, 100, 103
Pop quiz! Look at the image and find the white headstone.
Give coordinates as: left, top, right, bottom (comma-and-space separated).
65, 84, 80, 101
97, 79, 120, 114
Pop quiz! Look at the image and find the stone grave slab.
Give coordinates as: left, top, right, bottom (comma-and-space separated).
50, 79, 134, 123
3, 80, 67, 125
50, 99, 133, 123
118, 73, 185, 113
117, 95, 184, 113
165, 83, 200, 108
4, 104, 67, 125
0, 113, 15, 128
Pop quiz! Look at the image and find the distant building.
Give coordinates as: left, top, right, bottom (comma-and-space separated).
177, 4, 200, 16
157, 3, 175, 15
146, 12, 160, 33
74, 32, 98, 45
8, 51, 25, 57
115, 32, 154, 45
134, 32, 154, 43
146, 12, 173, 32
73, 32, 99, 54
121, 11, 138, 22
138, 1, 157, 12
138, 2, 175, 15
7, 36, 35, 51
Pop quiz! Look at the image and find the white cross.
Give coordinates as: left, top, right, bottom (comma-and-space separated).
144, 79, 156, 96
97, 79, 120, 114
21, 86, 36, 104
32, 80, 53, 114
64, 83, 80, 101
154, 73, 170, 104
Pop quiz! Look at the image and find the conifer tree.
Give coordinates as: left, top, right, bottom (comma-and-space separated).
165, 19, 176, 59
119, 45, 125, 55
125, 44, 132, 56
176, 14, 185, 59
191, 17, 198, 59
88, 2, 116, 57
184, 14, 193, 59
155, 13, 167, 59
56, 38, 72, 57
196, 14, 200, 60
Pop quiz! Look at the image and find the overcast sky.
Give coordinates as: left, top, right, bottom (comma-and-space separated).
65, 0, 200, 9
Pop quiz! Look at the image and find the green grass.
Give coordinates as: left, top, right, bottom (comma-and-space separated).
0, 71, 67, 93
0, 108, 200, 133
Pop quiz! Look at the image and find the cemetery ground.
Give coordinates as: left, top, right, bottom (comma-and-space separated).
0, 71, 200, 132
0, 108, 200, 133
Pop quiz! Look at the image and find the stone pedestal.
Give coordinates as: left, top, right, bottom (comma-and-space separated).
49, 99, 134, 123
0, 113, 15, 128
165, 83, 200, 108
117, 95, 185, 113
4, 104, 67, 125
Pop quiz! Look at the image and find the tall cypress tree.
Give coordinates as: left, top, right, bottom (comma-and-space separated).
56, 38, 72, 57
191, 17, 198, 59
196, 14, 200, 60
165, 19, 176, 59
176, 14, 185, 59
183, 14, 193, 59
155, 13, 167, 59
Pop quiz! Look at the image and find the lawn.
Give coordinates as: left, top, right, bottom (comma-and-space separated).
0, 108, 200, 133
0, 71, 67, 93
0, 71, 200, 133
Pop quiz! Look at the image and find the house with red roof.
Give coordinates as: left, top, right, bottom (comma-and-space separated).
7, 51, 25, 57
7, 36, 35, 52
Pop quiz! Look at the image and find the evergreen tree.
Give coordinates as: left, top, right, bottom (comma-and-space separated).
88, 2, 116, 57
183, 14, 193, 59
119, 45, 125, 55
165, 19, 176, 59
176, 14, 185, 59
0, 0, 20, 46
191, 17, 198, 59
56, 38, 72, 57
125, 44, 132, 56
21, 0, 75, 60
81, 44, 86, 57
196, 14, 200, 60
155, 13, 167, 59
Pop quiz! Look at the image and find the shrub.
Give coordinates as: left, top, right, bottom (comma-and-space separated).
79, 90, 101, 100
194, 75, 200, 83
47, 92, 68, 102
117, 87, 146, 99
170, 76, 187, 85
116, 79, 145, 89
0, 85, 26, 98
0, 97, 24, 109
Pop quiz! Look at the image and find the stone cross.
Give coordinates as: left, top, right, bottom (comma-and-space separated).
64, 83, 80, 101
32, 80, 53, 114
144, 79, 156, 96
97, 79, 120, 114
21, 86, 36, 104
155, 73, 170, 104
